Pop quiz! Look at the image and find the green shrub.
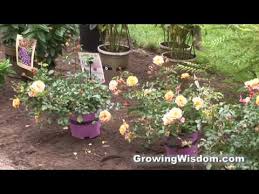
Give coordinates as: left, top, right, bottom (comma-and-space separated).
0, 59, 12, 86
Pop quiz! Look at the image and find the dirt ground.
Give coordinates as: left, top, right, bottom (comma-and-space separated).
0, 48, 239, 170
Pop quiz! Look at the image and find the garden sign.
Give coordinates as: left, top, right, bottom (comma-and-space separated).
78, 52, 105, 83
16, 34, 37, 71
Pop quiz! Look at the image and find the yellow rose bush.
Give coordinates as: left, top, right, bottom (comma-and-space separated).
12, 64, 117, 127
201, 78, 259, 170
12, 65, 52, 124
110, 68, 223, 146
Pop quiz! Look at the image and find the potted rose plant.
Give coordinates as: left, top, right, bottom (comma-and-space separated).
12, 64, 116, 139
97, 24, 131, 81
201, 78, 259, 170
109, 57, 223, 156
158, 24, 201, 63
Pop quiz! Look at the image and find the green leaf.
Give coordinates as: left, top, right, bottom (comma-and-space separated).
37, 32, 46, 43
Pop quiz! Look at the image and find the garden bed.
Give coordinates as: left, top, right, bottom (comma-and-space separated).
0, 48, 241, 170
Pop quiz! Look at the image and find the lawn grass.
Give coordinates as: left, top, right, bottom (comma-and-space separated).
128, 24, 259, 83
128, 25, 163, 50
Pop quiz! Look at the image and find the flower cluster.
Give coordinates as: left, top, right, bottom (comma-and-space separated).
201, 78, 259, 170
28, 80, 46, 97
110, 56, 222, 144
108, 72, 138, 96
118, 120, 134, 142
12, 66, 115, 127
240, 78, 259, 106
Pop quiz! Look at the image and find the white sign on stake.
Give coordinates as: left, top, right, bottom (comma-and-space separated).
78, 52, 105, 83
16, 34, 37, 71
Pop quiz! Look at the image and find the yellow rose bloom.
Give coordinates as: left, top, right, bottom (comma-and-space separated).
164, 90, 174, 102
181, 73, 190, 79
192, 97, 204, 110
31, 80, 45, 93
12, 98, 20, 109
162, 114, 172, 126
126, 76, 138, 87
244, 78, 259, 89
256, 96, 259, 106
119, 121, 129, 136
168, 107, 183, 120
28, 88, 38, 97
109, 80, 118, 91
152, 55, 164, 66
162, 107, 183, 125
175, 95, 187, 107
99, 110, 112, 123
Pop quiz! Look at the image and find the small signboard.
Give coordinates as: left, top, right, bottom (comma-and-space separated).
78, 52, 105, 83
16, 34, 37, 71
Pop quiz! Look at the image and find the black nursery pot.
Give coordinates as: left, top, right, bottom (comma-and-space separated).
79, 24, 101, 52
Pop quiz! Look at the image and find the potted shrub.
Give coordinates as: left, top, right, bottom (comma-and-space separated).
97, 24, 131, 81
12, 64, 117, 139
109, 57, 223, 156
0, 24, 27, 63
201, 78, 259, 170
158, 24, 201, 63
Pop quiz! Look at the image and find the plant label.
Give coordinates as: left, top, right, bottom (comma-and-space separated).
78, 52, 105, 83
16, 34, 37, 71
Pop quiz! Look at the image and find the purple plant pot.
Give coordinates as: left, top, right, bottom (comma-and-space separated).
175, 131, 201, 146
165, 142, 199, 156
164, 131, 201, 156
69, 113, 101, 139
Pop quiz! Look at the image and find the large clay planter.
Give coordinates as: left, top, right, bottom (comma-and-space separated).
69, 113, 101, 139
98, 44, 130, 83
159, 41, 191, 52
164, 131, 201, 156
162, 51, 196, 64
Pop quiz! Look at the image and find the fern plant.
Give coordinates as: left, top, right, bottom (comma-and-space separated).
197, 24, 259, 82
174, 62, 208, 74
